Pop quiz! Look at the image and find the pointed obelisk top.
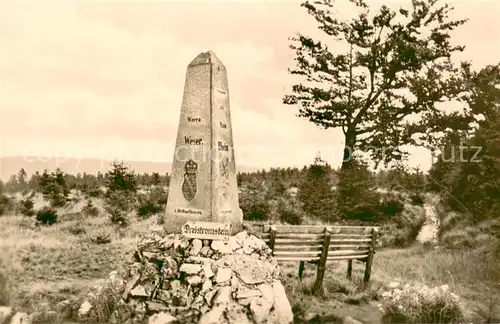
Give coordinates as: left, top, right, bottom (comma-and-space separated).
188, 50, 225, 68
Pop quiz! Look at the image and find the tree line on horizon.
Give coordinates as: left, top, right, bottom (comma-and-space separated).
0, 161, 424, 195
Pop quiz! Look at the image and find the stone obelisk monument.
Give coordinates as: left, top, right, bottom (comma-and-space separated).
165, 51, 243, 233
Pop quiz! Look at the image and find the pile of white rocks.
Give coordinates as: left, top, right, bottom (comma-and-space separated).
0, 307, 29, 324
106, 230, 293, 324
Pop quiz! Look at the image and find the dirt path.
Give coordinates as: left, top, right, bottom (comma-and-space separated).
416, 194, 440, 244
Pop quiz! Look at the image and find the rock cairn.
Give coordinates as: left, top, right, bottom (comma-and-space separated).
109, 230, 293, 324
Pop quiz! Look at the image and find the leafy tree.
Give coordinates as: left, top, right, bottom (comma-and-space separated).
437, 112, 500, 222
0, 180, 12, 216
104, 191, 134, 226
19, 196, 35, 217
137, 171, 168, 219
29, 171, 41, 191
298, 155, 336, 221
53, 168, 70, 197
428, 64, 500, 221
39, 170, 52, 195
335, 157, 381, 221
104, 162, 138, 226
17, 168, 27, 191
277, 197, 305, 225
4, 175, 18, 193
283, 0, 471, 169
0, 194, 11, 216
459, 64, 500, 122
37, 168, 69, 208
105, 162, 137, 195
267, 177, 288, 199
239, 179, 270, 221
151, 172, 161, 186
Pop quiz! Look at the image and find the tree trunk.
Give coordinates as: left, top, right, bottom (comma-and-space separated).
341, 131, 356, 171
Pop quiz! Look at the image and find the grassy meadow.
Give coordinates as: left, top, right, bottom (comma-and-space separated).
0, 191, 499, 323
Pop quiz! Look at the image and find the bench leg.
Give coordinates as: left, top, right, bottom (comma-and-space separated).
298, 261, 305, 281
313, 229, 331, 295
346, 260, 352, 280
364, 228, 378, 283
313, 260, 326, 294
364, 253, 374, 283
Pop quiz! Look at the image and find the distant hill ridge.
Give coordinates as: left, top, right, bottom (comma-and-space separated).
0, 156, 258, 180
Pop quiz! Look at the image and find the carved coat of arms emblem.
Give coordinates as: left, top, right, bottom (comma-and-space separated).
182, 159, 198, 202
220, 157, 229, 179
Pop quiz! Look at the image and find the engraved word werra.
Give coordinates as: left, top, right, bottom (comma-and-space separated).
185, 136, 203, 145
187, 117, 202, 122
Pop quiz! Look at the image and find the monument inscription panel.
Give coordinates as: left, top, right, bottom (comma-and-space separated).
181, 221, 231, 241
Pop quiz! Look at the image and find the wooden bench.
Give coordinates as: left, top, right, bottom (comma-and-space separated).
245, 223, 380, 293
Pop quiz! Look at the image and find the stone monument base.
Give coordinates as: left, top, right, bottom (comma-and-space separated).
108, 229, 293, 324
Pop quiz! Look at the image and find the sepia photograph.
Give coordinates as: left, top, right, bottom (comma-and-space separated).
0, 0, 499, 323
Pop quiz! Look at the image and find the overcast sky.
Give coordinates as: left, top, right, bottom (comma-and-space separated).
1, 0, 499, 171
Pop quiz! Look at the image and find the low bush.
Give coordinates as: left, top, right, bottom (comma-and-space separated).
0, 194, 13, 216
240, 181, 270, 221
438, 210, 467, 242
337, 188, 381, 222
75, 271, 124, 323
85, 226, 117, 245
82, 199, 99, 217
136, 186, 168, 219
36, 206, 58, 225
71, 196, 81, 204
379, 196, 405, 217
19, 197, 35, 217
379, 204, 426, 248
410, 193, 425, 206
86, 187, 103, 198
441, 222, 500, 250
47, 192, 69, 208
242, 200, 269, 221
277, 197, 304, 225
65, 222, 87, 236
379, 282, 463, 324
0, 260, 11, 306
104, 191, 136, 227
89, 232, 112, 245
379, 194, 405, 218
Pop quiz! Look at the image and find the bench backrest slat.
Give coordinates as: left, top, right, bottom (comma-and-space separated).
260, 224, 377, 234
